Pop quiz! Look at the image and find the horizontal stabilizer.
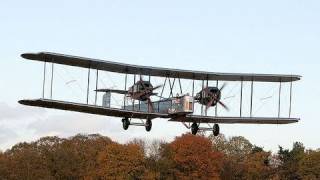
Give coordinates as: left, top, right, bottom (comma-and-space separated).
95, 89, 128, 94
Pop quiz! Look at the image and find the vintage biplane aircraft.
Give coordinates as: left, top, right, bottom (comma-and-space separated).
19, 52, 301, 136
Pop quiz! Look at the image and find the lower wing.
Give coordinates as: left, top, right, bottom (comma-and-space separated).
169, 115, 299, 124
19, 99, 168, 119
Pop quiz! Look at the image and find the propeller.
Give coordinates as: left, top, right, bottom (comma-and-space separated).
129, 75, 162, 112
204, 82, 229, 113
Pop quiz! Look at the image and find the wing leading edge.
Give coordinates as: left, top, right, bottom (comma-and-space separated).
169, 115, 299, 124
21, 52, 301, 82
18, 99, 168, 119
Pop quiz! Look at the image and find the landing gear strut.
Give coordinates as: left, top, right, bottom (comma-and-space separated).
213, 123, 220, 136
145, 119, 152, 132
191, 122, 199, 135
122, 117, 130, 130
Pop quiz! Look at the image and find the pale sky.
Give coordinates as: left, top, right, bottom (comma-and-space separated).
1, 0, 319, 152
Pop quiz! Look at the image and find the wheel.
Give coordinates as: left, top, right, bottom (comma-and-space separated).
145, 119, 152, 132
122, 118, 130, 130
191, 122, 199, 135
212, 124, 220, 136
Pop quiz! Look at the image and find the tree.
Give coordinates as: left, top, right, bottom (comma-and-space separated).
0, 151, 9, 179
243, 150, 272, 179
128, 138, 146, 155
298, 150, 320, 179
156, 142, 176, 179
209, 134, 228, 152
144, 139, 167, 179
46, 134, 112, 179
97, 142, 146, 179
4, 142, 53, 179
210, 135, 255, 179
168, 133, 223, 179
225, 136, 253, 159
278, 142, 305, 179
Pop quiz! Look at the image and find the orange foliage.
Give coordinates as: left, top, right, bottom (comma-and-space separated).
169, 133, 223, 179
0, 133, 319, 179
97, 142, 145, 179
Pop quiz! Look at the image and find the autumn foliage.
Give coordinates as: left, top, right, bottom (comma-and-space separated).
0, 133, 319, 179
169, 134, 223, 179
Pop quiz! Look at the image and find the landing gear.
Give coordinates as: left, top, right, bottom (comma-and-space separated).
189, 122, 219, 136
145, 119, 152, 132
122, 117, 130, 130
122, 118, 153, 132
191, 122, 199, 135
212, 124, 220, 136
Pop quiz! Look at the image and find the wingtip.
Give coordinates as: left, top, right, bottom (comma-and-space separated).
21, 53, 41, 60
18, 100, 27, 105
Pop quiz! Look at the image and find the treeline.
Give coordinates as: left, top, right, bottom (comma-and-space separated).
0, 133, 319, 180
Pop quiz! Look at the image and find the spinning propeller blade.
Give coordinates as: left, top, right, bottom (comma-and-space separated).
152, 85, 162, 91
219, 82, 227, 91
204, 83, 229, 113
218, 101, 229, 111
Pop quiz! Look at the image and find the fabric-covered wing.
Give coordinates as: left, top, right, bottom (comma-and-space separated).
19, 99, 168, 119
169, 115, 299, 124
21, 52, 301, 82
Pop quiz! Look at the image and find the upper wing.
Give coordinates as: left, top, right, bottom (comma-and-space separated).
169, 115, 299, 124
21, 52, 301, 82
19, 99, 168, 119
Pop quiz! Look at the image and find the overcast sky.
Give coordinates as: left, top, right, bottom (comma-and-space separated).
1, 0, 319, 151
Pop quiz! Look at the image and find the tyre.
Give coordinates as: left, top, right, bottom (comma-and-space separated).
212, 124, 220, 136
122, 118, 130, 130
191, 122, 199, 135
145, 119, 152, 132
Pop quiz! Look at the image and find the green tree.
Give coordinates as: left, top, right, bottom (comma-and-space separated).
278, 142, 305, 179
210, 135, 254, 179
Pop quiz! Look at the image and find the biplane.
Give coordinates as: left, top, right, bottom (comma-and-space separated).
19, 52, 301, 136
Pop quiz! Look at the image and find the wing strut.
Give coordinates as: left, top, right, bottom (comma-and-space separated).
240, 78, 243, 117
42, 61, 46, 98
250, 79, 253, 117
95, 69, 99, 105
51, 63, 54, 99
289, 80, 293, 117
278, 80, 282, 118
86, 66, 90, 104
123, 73, 128, 109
